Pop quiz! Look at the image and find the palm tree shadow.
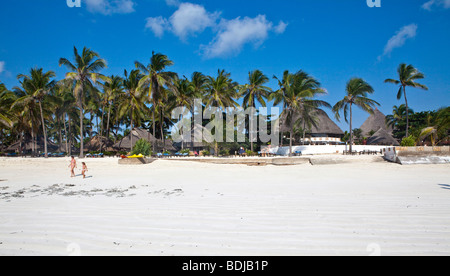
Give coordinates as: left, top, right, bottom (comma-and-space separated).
438, 184, 450, 190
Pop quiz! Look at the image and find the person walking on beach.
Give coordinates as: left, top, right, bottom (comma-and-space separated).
81, 162, 88, 179
69, 156, 77, 177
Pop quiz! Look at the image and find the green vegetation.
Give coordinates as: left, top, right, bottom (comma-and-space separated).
1, 49, 447, 158
131, 138, 152, 156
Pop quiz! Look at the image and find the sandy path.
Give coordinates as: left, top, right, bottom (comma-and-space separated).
0, 157, 449, 255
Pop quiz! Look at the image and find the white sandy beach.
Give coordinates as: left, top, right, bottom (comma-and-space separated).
0, 156, 449, 256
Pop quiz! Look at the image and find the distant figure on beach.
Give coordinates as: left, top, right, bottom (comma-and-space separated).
239, 147, 245, 156
69, 156, 76, 177
81, 162, 88, 179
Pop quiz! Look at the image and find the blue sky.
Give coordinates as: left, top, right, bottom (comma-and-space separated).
0, 0, 449, 131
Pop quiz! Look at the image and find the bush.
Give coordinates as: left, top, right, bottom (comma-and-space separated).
219, 149, 229, 156
201, 150, 210, 156
179, 148, 190, 154
401, 135, 416, 147
131, 139, 152, 156
246, 150, 257, 156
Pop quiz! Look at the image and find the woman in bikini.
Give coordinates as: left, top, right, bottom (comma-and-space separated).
69, 156, 77, 177
81, 162, 88, 179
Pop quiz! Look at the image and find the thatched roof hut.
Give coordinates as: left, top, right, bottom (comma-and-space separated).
5, 138, 59, 152
360, 109, 393, 137
114, 128, 176, 151
366, 128, 399, 146
84, 136, 115, 152
173, 124, 211, 151
280, 109, 344, 137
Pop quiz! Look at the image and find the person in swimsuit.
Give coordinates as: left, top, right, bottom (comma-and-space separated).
69, 156, 77, 177
81, 162, 88, 179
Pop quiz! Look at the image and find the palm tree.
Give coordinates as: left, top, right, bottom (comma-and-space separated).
118, 70, 149, 151
278, 71, 330, 156
271, 70, 295, 148
16, 68, 56, 158
417, 107, 450, 146
204, 70, 239, 156
240, 70, 272, 152
385, 64, 428, 138
296, 105, 320, 145
59, 46, 107, 158
135, 52, 175, 151
170, 76, 195, 149
188, 72, 207, 150
333, 78, 380, 154
52, 81, 77, 154
101, 75, 123, 141
0, 83, 14, 128
12, 83, 41, 156
385, 104, 414, 139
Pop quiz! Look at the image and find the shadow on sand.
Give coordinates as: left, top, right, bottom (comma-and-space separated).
438, 184, 450, 190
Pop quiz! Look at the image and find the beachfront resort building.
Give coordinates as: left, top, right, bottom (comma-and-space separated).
279, 109, 345, 145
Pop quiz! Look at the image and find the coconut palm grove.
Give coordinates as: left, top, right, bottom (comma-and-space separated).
0, 47, 448, 158
0, 1, 449, 158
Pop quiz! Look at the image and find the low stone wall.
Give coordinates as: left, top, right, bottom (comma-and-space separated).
169, 157, 310, 166
118, 158, 156, 165
384, 146, 450, 165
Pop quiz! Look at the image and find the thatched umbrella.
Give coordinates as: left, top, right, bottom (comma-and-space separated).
84, 136, 115, 152
366, 128, 399, 146
360, 109, 393, 137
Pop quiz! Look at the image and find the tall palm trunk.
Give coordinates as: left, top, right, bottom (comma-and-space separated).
19, 132, 23, 157
106, 104, 111, 140
78, 98, 84, 158
100, 104, 105, 152
31, 127, 35, 157
403, 85, 409, 138
160, 107, 165, 151
130, 115, 134, 152
302, 119, 306, 146
289, 125, 293, 157
38, 101, 48, 158
349, 103, 353, 154
63, 113, 68, 154
250, 98, 255, 153
152, 106, 156, 152
190, 106, 194, 151
68, 117, 72, 156
58, 116, 63, 154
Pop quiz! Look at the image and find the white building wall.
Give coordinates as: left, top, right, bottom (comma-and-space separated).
264, 145, 389, 155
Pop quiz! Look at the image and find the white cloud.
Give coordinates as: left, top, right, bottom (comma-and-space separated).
274, 21, 288, 34
0, 61, 5, 74
422, 0, 450, 10
202, 15, 273, 58
379, 24, 418, 61
165, 0, 180, 7
145, 16, 169, 38
145, 3, 219, 41
422, 0, 436, 10
169, 3, 220, 41
145, 2, 288, 58
85, 0, 135, 15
